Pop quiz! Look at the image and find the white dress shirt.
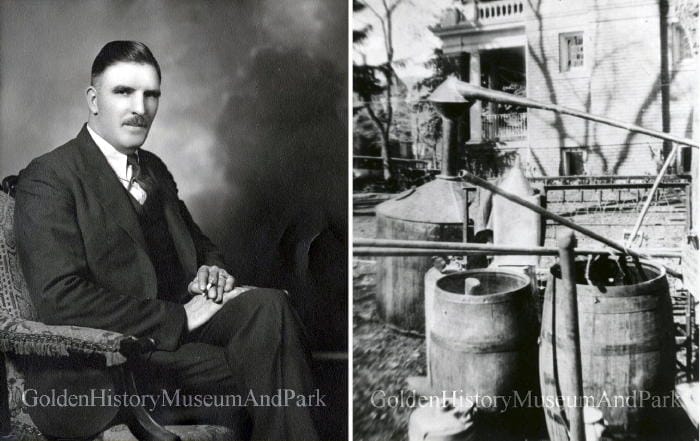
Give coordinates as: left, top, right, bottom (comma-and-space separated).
87, 124, 148, 204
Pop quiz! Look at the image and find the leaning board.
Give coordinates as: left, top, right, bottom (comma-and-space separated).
682, 243, 699, 298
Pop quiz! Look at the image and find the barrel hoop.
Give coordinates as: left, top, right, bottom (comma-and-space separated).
435, 286, 530, 305
431, 331, 521, 353
570, 284, 665, 299
435, 291, 527, 305
540, 331, 660, 355
576, 295, 659, 314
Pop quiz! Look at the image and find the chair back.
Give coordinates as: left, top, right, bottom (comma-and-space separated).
0, 188, 44, 437
0, 191, 37, 321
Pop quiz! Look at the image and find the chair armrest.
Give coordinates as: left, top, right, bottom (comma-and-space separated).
0, 315, 129, 366
1, 175, 17, 197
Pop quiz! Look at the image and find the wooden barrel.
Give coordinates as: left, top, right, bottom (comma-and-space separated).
539, 258, 675, 441
429, 269, 537, 412
425, 266, 443, 383
425, 265, 461, 383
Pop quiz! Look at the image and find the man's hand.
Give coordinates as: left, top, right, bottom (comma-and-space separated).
188, 265, 235, 303
183, 286, 251, 331
183, 294, 222, 331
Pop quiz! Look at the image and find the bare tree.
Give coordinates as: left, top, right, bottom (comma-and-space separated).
354, 0, 409, 181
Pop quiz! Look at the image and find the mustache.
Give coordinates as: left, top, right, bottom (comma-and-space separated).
123, 115, 149, 127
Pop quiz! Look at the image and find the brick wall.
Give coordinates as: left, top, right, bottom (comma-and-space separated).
524, 0, 695, 176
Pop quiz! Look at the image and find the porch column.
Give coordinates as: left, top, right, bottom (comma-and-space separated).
455, 52, 470, 147
469, 50, 482, 142
485, 60, 497, 114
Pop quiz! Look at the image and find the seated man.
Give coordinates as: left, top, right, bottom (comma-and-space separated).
14, 40, 319, 441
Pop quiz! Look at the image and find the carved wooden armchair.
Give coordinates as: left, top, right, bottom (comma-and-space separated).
0, 179, 241, 441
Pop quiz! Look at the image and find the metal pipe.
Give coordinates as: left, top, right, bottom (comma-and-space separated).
354, 247, 511, 256
556, 231, 586, 441
451, 81, 699, 149
442, 116, 460, 177
353, 240, 682, 258
428, 79, 472, 179
460, 172, 682, 278
353, 155, 432, 164
625, 143, 680, 247
353, 247, 681, 258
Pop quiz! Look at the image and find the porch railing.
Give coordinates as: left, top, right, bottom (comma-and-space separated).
434, 0, 526, 28
477, 0, 526, 24
482, 112, 527, 141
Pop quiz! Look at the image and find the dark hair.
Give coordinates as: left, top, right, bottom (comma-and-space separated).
91, 40, 161, 85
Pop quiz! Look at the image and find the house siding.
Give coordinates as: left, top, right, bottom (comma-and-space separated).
524, 0, 694, 176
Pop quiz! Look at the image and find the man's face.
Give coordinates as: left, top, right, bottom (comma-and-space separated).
87, 61, 161, 154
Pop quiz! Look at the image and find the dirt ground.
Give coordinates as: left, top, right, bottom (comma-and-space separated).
352, 291, 426, 441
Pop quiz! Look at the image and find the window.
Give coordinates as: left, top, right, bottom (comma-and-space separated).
559, 32, 584, 72
563, 149, 585, 176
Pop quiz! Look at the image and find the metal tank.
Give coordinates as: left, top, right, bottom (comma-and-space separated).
375, 178, 465, 332
375, 77, 473, 333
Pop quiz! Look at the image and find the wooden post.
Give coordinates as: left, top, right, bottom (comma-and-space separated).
463, 186, 470, 242
685, 182, 692, 235
686, 289, 693, 380
540, 193, 548, 247
557, 231, 585, 441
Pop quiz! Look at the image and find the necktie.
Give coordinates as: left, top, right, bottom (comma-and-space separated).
127, 153, 148, 204
127, 153, 141, 185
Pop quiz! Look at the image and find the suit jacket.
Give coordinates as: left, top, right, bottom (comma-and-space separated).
14, 125, 226, 351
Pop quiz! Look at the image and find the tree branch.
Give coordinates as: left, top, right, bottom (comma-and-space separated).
362, 103, 393, 180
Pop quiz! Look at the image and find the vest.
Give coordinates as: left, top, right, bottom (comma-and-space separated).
126, 171, 188, 304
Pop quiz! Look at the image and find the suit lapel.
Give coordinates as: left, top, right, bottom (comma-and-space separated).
75, 126, 197, 278
75, 126, 147, 251
140, 155, 198, 276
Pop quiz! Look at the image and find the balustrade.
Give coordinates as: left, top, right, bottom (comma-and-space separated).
477, 0, 525, 23
482, 112, 527, 141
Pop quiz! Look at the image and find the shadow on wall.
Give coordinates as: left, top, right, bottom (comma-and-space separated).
527, 0, 610, 174
526, 0, 671, 175
192, 47, 348, 352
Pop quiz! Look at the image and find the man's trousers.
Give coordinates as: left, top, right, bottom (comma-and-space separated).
134, 288, 320, 441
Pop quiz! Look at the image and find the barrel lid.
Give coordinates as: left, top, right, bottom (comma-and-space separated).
376, 178, 466, 224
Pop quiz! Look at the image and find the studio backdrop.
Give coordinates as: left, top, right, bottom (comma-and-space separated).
0, 0, 348, 354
